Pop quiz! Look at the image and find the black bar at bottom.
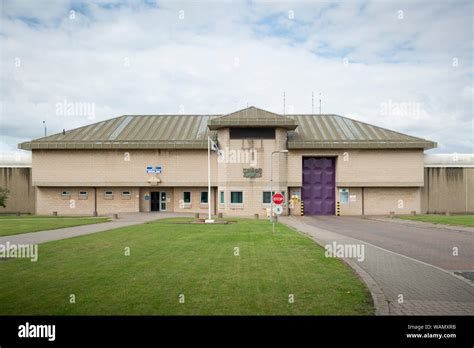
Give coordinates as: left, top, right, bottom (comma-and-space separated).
0, 316, 472, 346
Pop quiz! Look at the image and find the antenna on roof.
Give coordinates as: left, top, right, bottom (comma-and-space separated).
312, 92, 314, 114
62, 129, 66, 135
319, 92, 322, 115
283, 92, 286, 115
42, 120, 47, 137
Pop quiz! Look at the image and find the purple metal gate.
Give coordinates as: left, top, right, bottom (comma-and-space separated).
302, 157, 335, 215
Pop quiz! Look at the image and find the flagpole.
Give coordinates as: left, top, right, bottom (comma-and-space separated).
207, 137, 212, 221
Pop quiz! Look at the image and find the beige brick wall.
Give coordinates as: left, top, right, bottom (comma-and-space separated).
288, 149, 424, 187
30, 131, 425, 217
338, 187, 363, 215
32, 149, 217, 187
364, 187, 420, 215
36, 187, 139, 215
172, 187, 216, 215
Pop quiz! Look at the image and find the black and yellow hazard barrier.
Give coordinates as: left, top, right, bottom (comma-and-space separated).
336, 202, 341, 216
300, 200, 304, 216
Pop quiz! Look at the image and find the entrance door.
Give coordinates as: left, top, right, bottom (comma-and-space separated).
151, 192, 160, 211
160, 192, 167, 211
302, 157, 335, 215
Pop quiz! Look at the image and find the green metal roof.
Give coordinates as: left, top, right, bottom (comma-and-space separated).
208, 106, 297, 130
18, 107, 436, 150
287, 115, 436, 149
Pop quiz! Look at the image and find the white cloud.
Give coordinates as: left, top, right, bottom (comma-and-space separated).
0, 0, 472, 154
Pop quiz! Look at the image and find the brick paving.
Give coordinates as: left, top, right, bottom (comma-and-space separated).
281, 216, 474, 315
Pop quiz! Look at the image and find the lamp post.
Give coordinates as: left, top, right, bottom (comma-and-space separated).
270, 149, 288, 223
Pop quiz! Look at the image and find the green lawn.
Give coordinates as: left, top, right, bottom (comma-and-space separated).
0, 216, 111, 236
0, 218, 373, 315
398, 214, 474, 227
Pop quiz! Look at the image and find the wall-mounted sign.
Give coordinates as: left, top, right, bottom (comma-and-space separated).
147, 166, 162, 174
339, 188, 349, 204
349, 195, 357, 202
243, 168, 262, 178
144, 193, 150, 201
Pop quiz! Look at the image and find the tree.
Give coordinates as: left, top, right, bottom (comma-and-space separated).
0, 187, 9, 208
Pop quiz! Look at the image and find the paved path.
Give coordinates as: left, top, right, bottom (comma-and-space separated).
0, 212, 192, 245
281, 216, 474, 315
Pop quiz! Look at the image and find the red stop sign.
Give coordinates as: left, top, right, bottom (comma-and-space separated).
272, 193, 284, 205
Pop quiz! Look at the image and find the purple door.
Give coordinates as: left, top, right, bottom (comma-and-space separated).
302, 157, 335, 215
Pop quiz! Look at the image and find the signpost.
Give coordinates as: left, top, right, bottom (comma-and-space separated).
272, 193, 284, 233
272, 193, 284, 205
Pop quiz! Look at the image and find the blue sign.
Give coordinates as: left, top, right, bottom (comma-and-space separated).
146, 166, 162, 174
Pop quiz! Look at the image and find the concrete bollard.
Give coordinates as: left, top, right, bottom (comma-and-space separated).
411, 211, 416, 216
113, 213, 119, 219
194, 213, 200, 218
389, 211, 395, 218
217, 213, 223, 218
254, 213, 259, 220
53, 211, 58, 216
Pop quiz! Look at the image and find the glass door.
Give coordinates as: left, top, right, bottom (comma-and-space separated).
160, 192, 167, 211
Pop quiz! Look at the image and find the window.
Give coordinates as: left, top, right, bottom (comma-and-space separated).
104, 191, 114, 199
339, 188, 349, 204
122, 191, 131, 199
262, 191, 274, 204
220, 191, 224, 204
230, 191, 243, 204
78, 191, 88, 200
61, 191, 71, 200
262, 191, 285, 203
229, 127, 275, 139
183, 192, 191, 203
200, 191, 208, 204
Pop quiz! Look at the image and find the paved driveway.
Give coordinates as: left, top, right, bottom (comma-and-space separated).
281, 216, 474, 315
0, 212, 192, 245
303, 216, 474, 272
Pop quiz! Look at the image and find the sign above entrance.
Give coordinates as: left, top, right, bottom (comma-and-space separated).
243, 168, 262, 178
272, 193, 284, 205
146, 166, 162, 174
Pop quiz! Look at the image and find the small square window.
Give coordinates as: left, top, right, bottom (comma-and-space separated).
104, 191, 114, 199
200, 192, 208, 204
183, 192, 191, 203
62, 191, 71, 196
78, 191, 88, 200
230, 191, 243, 204
122, 191, 131, 199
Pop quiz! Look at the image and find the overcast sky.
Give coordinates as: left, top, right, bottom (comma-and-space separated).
1, 0, 472, 155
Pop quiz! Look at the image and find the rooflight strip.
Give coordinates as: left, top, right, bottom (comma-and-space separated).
108, 116, 134, 140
